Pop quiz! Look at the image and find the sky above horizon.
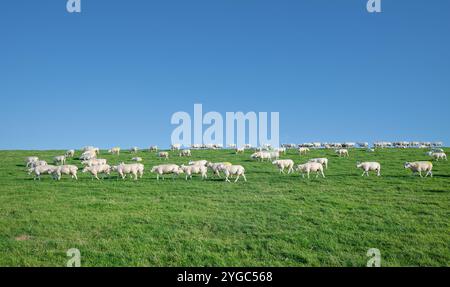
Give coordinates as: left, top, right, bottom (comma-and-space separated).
1, 0, 449, 149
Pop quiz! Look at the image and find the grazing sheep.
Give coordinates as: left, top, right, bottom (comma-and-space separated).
52, 165, 78, 180
108, 147, 121, 155
404, 161, 433, 177
25, 157, 39, 167
356, 162, 381, 176
112, 163, 144, 180
28, 165, 57, 180
250, 151, 275, 161
308, 158, 328, 169
81, 158, 107, 167
65, 149, 75, 158
130, 147, 139, 154
219, 164, 247, 183
206, 162, 232, 177
179, 149, 192, 157
158, 152, 169, 160
149, 146, 158, 152
150, 164, 183, 180
298, 147, 310, 155
427, 152, 447, 161
296, 162, 325, 179
80, 150, 97, 161
336, 149, 349, 157
188, 160, 208, 167
171, 144, 181, 151
82, 164, 111, 180
275, 147, 287, 154
53, 155, 66, 165
28, 160, 48, 169
272, 159, 295, 174
235, 147, 245, 154
180, 164, 208, 180
131, 157, 143, 162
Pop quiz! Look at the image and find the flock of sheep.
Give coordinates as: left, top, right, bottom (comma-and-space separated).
24, 142, 446, 182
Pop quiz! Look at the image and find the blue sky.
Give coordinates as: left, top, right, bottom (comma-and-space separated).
1, 0, 449, 149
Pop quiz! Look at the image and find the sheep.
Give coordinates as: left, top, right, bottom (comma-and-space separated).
180, 164, 208, 180
52, 165, 78, 180
28, 165, 57, 180
336, 149, 349, 157
53, 155, 66, 165
130, 147, 139, 154
82, 164, 111, 180
206, 162, 232, 178
308, 158, 328, 169
82, 147, 100, 155
404, 161, 433, 177
81, 158, 107, 167
25, 157, 39, 167
296, 162, 325, 179
250, 151, 274, 161
149, 146, 158, 152
219, 164, 247, 183
356, 162, 381, 176
80, 150, 97, 160
427, 152, 447, 161
65, 149, 75, 158
171, 144, 181, 151
158, 151, 169, 160
235, 147, 245, 154
188, 160, 208, 167
131, 157, 143, 162
150, 164, 183, 180
28, 160, 48, 169
108, 147, 121, 155
298, 147, 310, 155
179, 149, 192, 157
274, 147, 287, 155
112, 163, 144, 180
271, 159, 294, 174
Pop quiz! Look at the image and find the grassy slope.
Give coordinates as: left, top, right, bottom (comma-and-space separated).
0, 148, 448, 267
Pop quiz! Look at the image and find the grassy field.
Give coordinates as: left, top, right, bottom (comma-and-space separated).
0, 148, 449, 267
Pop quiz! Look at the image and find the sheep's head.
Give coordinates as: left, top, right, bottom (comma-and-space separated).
404, 162, 411, 169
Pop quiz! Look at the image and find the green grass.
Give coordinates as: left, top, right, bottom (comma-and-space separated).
0, 148, 449, 266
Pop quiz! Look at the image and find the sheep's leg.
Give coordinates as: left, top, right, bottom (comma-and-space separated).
234, 175, 240, 182
419, 171, 423, 177
95, 174, 100, 180
361, 171, 365, 177
321, 170, 325, 178
225, 176, 230, 182
242, 174, 247, 182
307, 171, 310, 179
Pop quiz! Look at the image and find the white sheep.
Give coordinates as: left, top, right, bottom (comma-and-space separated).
404, 161, 433, 177
336, 149, 349, 157
80, 150, 97, 160
81, 158, 107, 167
298, 147, 310, 155
150, 164, 183, 180
112, 163, 144, 180
108, 147, 121, 155
427, 152, 447, 161
206, 162, 232, 178
28, 165, 57, 180
149, 146, 158, 152
308, 158, 328, 169
171, 144, 181, 151
219, 164, 247, 183
235, 147, 245, 154
251, 151, 272, 161
179, 149, 192, 157
52, 165, 78, 180
53, 155, 66, 165
25, 156, 39, 167
272, 159, 294, 174
65, 149, 75, 158
356, 162, 381, 176
28, 160, 48, 169
131, 157, 143, 162
296, 162, 325, 179
130, 147, 139, 154
82, 164, 111, 180
180, 164, 208, 180
158, 152, 169, 160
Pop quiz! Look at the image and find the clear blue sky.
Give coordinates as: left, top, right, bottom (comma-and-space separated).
1, 0, 449, 149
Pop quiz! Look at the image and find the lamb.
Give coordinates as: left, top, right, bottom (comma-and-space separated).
52, 165, 78, 180
298, 147, 310, 155
219, 164, 247, 183
356, 162, 381, 176
150, 164, 183, 180
179, 149, 192, 157
81, 158, 107, 167
272, 159, 295, 174
336, 149, 349, 157
131, 157, 143, 162
158, 152, 169, 160
25, 156, 39, 167
427, 152, 447, 161
180, 164, 208, 180
112, 163, 144, 180
108, 147, 121, 155
296, 162, 325, 179
65, 149, 75, 158
82, 164, 111, 180
188, 160, 208, 167
206, 162, 232, 177
404, 161, 433, 177
308, 158, 328, 169
28, 165, 57, 180
54, 155, 66, 165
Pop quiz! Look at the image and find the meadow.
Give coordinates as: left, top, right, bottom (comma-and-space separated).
0, 148, 448, 266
